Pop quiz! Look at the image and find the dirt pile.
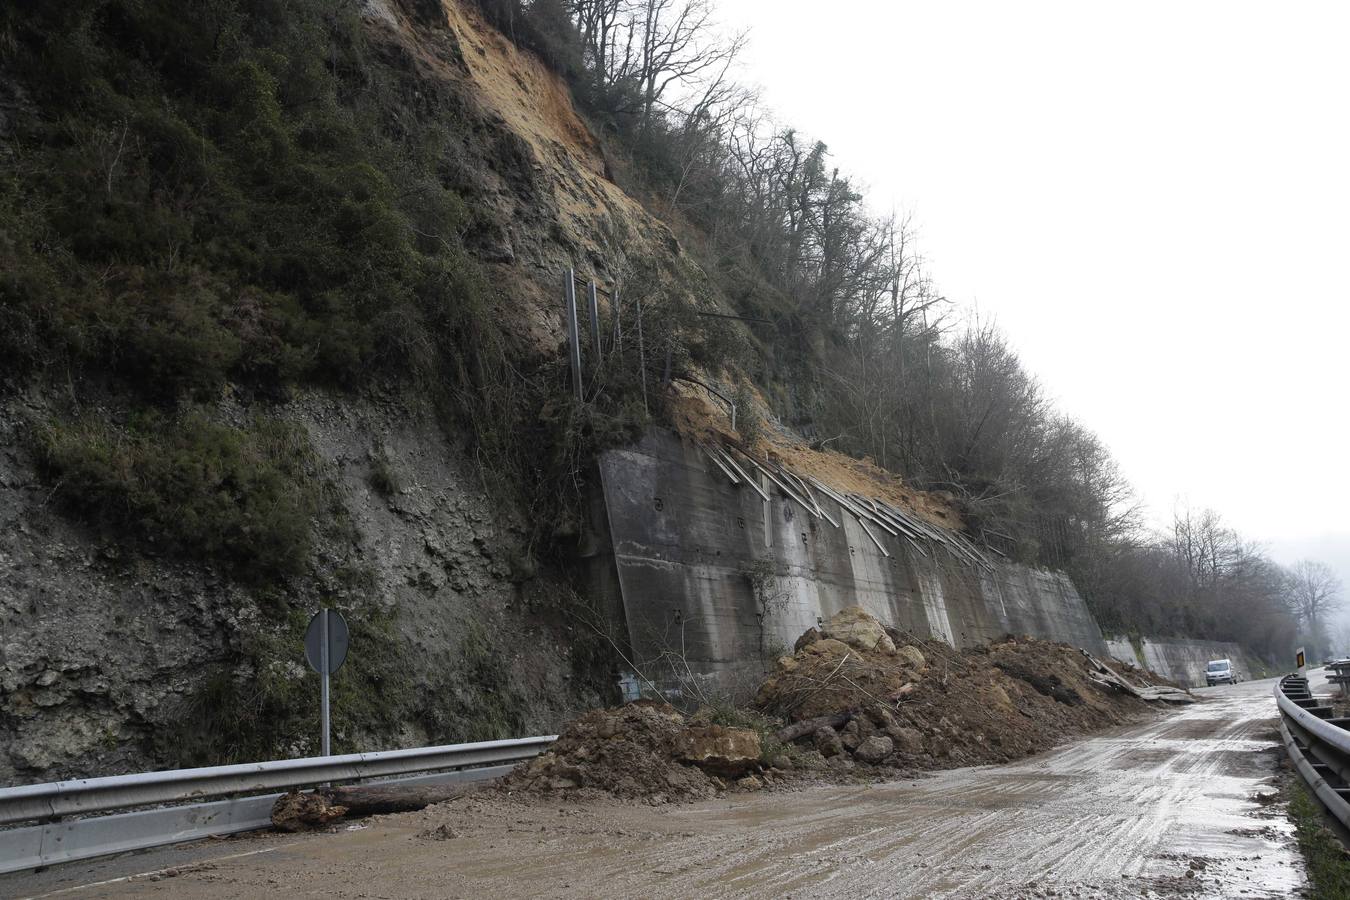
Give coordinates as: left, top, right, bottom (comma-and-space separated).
758, 606, 1157, 770
501, 701, 763, 802
504, 608, 1170, 802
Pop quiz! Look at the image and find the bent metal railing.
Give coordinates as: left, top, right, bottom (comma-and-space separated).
1275, 673, 1350, 830
0, 735, 555, 875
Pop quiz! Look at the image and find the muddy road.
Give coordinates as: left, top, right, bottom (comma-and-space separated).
5, 677, 1306, 899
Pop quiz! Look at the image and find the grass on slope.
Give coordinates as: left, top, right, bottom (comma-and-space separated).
1288, 779, 1350, 899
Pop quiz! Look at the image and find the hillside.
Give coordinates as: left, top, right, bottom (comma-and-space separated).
0, 0, 1307, 782
0, 0, 674, 780
0, 0, 930, 780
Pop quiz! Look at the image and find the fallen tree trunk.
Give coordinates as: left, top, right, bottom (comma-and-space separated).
271, 782, 474, 831
322, 783, 471, 816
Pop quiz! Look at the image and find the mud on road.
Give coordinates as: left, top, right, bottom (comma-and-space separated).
6, 677, 1305, 900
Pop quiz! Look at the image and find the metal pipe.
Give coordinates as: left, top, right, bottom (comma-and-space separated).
587, 281, 601, 365
563, 269, 583, 402
320, 609, 331, 758
636, 295, 648, 415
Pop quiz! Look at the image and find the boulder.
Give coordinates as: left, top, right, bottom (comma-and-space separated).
814, 725, 844, 758
840, 719, 862, 751
676, 725, 761, 777
770, 754, 793, 771
869, 706, 897, 728
889, 726, 925, 755
804, 638, 853, 659
820, 605, 896, 654
897, 645, 926, 669
793, 627, 821, 653
854, 735, 895, 765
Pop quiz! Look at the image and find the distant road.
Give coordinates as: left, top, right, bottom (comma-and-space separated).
4, 676, 1308, 899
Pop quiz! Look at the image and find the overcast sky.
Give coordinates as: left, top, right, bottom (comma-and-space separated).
716, 0, 1350, 612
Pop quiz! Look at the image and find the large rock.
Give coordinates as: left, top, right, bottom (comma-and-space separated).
814, 725, 844, 758
676, 725, 761, 777
897, 645, 926, 669
889, 726, 925, 755
840, 718, 862, 751
820, 606, 896, 654
803, 638, 853, 659
854, 735, 895, 765
793, 627, 821, 653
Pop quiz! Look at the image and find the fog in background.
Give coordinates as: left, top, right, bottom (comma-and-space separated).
717, 0, 1350, 634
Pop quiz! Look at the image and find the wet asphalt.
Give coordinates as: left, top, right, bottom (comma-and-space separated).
1, 674, 1310, 899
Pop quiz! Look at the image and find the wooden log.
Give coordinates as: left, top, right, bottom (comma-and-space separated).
321, 783, 474, 816
776, 713, 849, 744
271, 783, 474, 831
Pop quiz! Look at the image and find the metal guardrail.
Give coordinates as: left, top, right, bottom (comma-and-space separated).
0, 735, 555, 875
1275, 673, 1350, 830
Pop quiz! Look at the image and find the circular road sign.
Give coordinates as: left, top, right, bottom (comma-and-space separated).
304, 609, 350, 675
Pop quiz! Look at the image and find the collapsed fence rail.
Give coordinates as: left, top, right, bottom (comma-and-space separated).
1275, 673, 1350, 831
0, 735, 556, 875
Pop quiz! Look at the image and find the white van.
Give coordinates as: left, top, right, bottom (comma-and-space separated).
1205, 659, 1236, 686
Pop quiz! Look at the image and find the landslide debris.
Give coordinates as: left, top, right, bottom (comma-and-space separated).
758, 606, 1161, 769
501, 607, 1173, 803
501, 701, 763, 803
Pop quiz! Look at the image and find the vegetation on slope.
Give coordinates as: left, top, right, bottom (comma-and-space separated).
0, 0, 494, 395
35, 412, 320, 581
475, 0, 1338, 662
0, 0, 1338, 705
0, 0, 707, 569
1287, 779, 1350, 899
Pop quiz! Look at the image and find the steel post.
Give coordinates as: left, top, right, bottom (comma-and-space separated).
564, 269, 582, 401
320, 609, 331, 757
588, 281, 601, 367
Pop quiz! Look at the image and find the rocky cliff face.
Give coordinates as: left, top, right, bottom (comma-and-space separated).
0, 391, 611, 783
0, 0, 707, 783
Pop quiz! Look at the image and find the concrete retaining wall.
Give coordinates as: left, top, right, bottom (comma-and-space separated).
1103, 636, 1252, 688
597, 431, 1110, 697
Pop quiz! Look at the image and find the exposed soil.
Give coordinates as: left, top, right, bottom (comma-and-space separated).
501, 608, 1170, 804
757, 607, 1160, 770
499, 700, 785, 803
668, 389, 962, 528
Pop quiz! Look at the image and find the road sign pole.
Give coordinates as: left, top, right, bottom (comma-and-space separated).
304, 607, 348, 761
320, 609, 331, 757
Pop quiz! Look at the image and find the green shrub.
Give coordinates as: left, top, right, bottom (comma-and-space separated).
36, 411, 320, 581
161, 600, 414, 766
420, 621, 528, 743
0, 0, 483, 395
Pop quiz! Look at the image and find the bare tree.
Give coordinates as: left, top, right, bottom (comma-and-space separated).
1285, 559, 1344, 659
